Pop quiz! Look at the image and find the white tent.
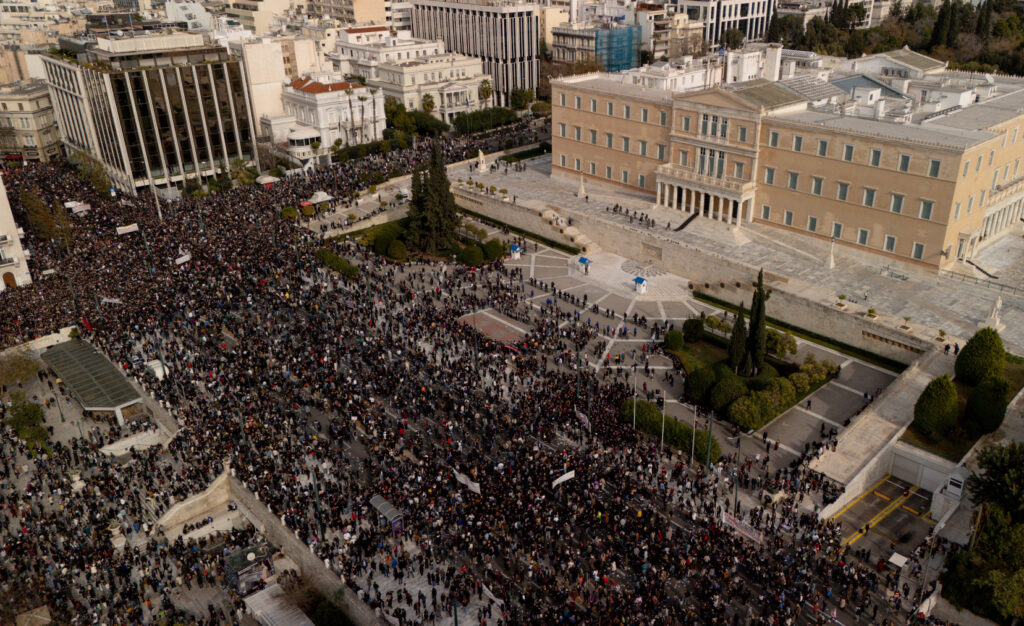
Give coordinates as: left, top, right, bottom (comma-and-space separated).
307, 191, 334, 204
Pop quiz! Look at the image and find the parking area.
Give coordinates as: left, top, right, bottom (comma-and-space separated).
833, 475, 935, 561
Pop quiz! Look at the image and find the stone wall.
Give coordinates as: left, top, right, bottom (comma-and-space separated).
155, 471, 232, 532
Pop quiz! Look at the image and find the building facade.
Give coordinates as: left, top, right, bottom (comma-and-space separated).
276, 75, 385, 151
551, 54, 1024, 271
0, 79, 61, 163
225, 0, 297, 35
231, 36, 323, 125
370, 52, 490, 121
306, 0, 390, 25
411, 0, 538, 107
551, 22, 639, 73
676, 0, 777, 45
0, 172, 31, 291
43, 32, 258, 193
329, 26, 445, 79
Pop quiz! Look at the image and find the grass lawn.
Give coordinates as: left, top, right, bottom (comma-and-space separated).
668, 339, 728, 374
500, 146, 548, 163
901, 354, 1024, 462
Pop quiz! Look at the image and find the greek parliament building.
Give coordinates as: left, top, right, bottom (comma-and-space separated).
551, 48, 1024, 271
411, 0, 538, 108
42, 32, 257, 194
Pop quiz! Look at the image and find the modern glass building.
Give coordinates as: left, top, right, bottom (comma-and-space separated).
42, 32, 258, 194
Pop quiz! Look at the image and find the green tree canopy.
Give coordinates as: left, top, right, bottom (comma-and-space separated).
912, 374, 959, 440
406, 146, 461, 254
955, 327, 1005, 385
968, 442, 1024, 523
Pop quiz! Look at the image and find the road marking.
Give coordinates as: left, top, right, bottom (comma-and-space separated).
902, 505, 920, 515
794, 406, 844, 430
842, 486, 919, 546
830, 474, 891, 520
873, 491, 891, 501
830, 380, 869, 397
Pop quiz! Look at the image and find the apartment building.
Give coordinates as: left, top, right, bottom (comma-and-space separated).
226, 0, 294, 35
306, 0, 389, 25
0, 172, 31, 291
0, 79, 61, 163
411, 0, 538, 107
551, 50, 1024, 271
551, 21, 639, 73
43, 32, 258, 193
231, 36, 323, 123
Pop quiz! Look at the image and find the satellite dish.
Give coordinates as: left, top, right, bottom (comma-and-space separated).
247, 552, 256, 562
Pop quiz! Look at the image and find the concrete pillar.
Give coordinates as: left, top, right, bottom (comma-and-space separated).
669, 184, 677, 210
656, 183, 663, 206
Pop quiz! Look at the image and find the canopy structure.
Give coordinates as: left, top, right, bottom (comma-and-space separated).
41, 340, 142, 425
509, 245, 523, 253
577, 257, 592, 265
370, 495, 404, 533
632, 276, 647, 285
299, 200, 313, 207
255, 175, 280, 185
307, 190, 334, 204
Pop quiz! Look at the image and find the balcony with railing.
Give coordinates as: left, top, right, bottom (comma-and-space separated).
0, 233, 10, 245
0, 256, 16, 267
655, 163, 755, 195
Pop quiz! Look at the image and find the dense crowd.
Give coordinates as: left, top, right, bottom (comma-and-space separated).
0, 123, 947, 625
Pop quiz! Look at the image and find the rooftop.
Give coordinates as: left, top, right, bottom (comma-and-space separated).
553, 74, 674, 104
40, 340, 142, 411
927, 87, 1024, 132
289, 76, 363, 93
880, 47, 946, 73
730, 79, 807, 109
778, 75, 846, 102
0, 79, 49, 98
772, 108, 997, 149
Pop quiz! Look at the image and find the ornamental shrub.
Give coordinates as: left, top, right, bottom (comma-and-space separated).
709, 376, 748, 413
684, 366, 717, 405
482, 238, 506, 260
913, 375, 959, 440
457, 245, 484, 267
682, 318, 704, 343
727, 395, 764, 430
386, 239, 408, 262
964, 377, 1010, 437
664, 330, 684, 351
955, 328, 1006, 386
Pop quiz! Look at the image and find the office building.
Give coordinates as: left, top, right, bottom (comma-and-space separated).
551, 48, 1024, 271
43, 32, 258, 193
675, 0, 777, 45
306, 0, 390, 25
0, 79, 61, 163
411, 0, 538, 107
0, 172, 31, 291
551, 21, 639, 73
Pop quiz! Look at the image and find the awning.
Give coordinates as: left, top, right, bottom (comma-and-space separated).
633, 276, 647, 284
369, 495, 403, 523
299, 201, 313, 207
255, 175, 280, 184
578, 257, 592, 265
509, 245, 522, 253
888, 552, 908, 568
307, 190, 334, 204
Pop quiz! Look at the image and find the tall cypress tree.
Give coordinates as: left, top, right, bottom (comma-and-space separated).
729, 302, 748, 374
946, 1, 960, 48
930, 0, 951, 50
406, 144, 461, 254
746, 269, 769, 375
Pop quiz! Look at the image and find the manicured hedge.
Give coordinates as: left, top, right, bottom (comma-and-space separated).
452, 107, 518, 134
315, 248, 360, 279
956, 328, 1006, 386
683, 318, 704, 343
482, 238, 506, 260
913, 375, 959, 440
684, 367, 717, 404
965, 376, 1010, 437
457, 244, 484, 266
623, 398, 721, 464
387, 239, 408, 262
664, 330, 684, 351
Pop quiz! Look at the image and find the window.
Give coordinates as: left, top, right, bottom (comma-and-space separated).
884, 235, 896, 252
641, 108, 648, 123
739, 126, 747, 142
919, 200, 933, 220
683, 116, 690, 131
811, 177, 823, 195
858, 228, 869, 245
870, 149, 881, 167
590, 129, 597, 144
638, 174, 646, 188
976, 156, 982, 172
863, 188, 876, 207
837, 182, 849, 201
832, 222, 843, 238
701, 114, 709, 135
574, 95, 581, 109
761, 205, 771, 220
622, 170, 629, 183
606, 133, 613, 148
606, 165, 612, 179
989, 150, 994, 166
784, 210, 794, 226
981, 190, 986, 206
764, 167, 775, 184
573, 126, 581, 141
622, 137, 630, 152
607, 102, 614, 116
624, 105, 631, 119
843, 144, 854, 161
953, 202, 961, 220
1015, 128, 1019, 144
590, 98, 597, 112
590, 162, 596, 175
769, 131, 778, 147
734, 162, 744, 178
788, 172, 799, 190
993, 171, 999, 188
559, 93, 565, 107
898, 154, 910, 172
967, 195, 974, 212
660, 111, 666, 126
559, 154, 566, 167
559, 123, 566, 137
639, 140, 647, 157
929, 159, 941, 178
818, 139, 828, 156
807, 216, 818, 232
657, 144, 665, 160
680, 151, 688, 166
912, 242, 925, 260
890, 194, 904, 214
793, 135, 803, 152
963, 162, 970, 178
574, 158, 581, 171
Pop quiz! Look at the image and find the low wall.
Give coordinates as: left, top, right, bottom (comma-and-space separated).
155, 470, 232, 532
226, 472, 381, 626
890, 439, 956, 493
819, 434, 896, 521
453, 188, 579, 250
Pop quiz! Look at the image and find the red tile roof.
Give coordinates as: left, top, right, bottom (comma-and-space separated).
289, 77, 364, 93
344, 26, 390, 34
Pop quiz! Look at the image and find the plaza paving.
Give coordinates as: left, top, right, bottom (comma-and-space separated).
468, 155, 1024, 354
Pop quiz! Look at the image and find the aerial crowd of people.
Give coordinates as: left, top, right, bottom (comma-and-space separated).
0, 121, 952, 625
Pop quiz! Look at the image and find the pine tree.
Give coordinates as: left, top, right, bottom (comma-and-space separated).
746, 269, 769, 375
930, 0, 951, 50
975, 0, 992, 37
729, 302, 748, 373
766, 10, 781, 43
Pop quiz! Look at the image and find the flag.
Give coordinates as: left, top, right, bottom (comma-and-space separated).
116, 224, 139, 235
175, 253, 192, 265
453, 470, 480, 494
575, 409, 590, 431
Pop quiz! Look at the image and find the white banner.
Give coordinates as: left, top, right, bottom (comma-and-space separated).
175, 253, 192, 265
100, 297, 124, 305
71, 203, 91, 215
453, 470, 481, 494
575, 409, 590, 431
552, 470, 575, 488
115, 224, 139, 235
722, 511, 762, 543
